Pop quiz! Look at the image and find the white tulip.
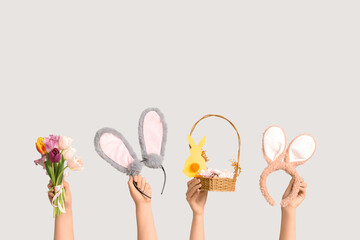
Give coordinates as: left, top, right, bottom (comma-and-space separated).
58, 136, 73, 150
67, 157, 83, 171
63, 147, 76, 160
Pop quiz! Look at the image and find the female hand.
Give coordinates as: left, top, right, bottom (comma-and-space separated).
186, 178, 208, 215
48, 180, 72, 209
128, 175, 152, 206
282, 177, 307, 211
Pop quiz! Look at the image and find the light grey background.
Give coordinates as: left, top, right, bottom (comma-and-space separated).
1, 0, 359, 239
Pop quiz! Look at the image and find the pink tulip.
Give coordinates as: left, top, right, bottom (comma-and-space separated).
58, 136, 73, 150
62, 147, 76, 160
67, 157, 83, 171
43, 135, 60, 152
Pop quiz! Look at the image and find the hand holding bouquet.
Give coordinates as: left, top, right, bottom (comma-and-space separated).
34, 135, 83, 217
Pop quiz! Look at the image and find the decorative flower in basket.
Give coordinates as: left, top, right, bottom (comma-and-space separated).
183, 114, 242, 192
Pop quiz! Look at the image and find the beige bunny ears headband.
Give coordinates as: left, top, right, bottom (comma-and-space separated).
260, 126, 317, 207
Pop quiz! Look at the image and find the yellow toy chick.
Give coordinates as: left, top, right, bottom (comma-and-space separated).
183, 135, 207, 177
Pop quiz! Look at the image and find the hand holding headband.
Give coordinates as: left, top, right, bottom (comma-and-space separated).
94, 108, 167, 199
259, 126, 316, 207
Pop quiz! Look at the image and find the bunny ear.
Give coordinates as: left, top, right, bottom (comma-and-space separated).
286, 134, 316, 166
94, 127, 143, 175
187, 134, 196, 148
198, 136, 206, 148
262, 126, 286, 164
139, 108, 167, 169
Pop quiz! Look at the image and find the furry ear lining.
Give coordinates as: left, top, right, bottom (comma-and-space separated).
94, 128, 142, 175
139, 108, 167, 169
286, 134, 316, 164
263, 126, 286, 163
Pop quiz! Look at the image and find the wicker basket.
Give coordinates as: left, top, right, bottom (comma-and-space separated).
190, 114, 242, 192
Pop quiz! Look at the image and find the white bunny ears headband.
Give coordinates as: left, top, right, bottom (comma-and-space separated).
94, 108, 167, 199
260, 126, 316, 207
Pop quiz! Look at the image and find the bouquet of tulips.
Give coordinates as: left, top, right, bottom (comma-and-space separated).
34, 135, 83, 217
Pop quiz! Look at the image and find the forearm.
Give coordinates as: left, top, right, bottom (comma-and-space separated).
136, 203, 157, 240
279, 208, 296, 240
54, 207, 74, 240
190, 213, 205, 240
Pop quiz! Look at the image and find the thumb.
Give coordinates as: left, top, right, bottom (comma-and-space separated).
128, 175, 134, 189
283, 177, 295, 197
62, 180, 71, 193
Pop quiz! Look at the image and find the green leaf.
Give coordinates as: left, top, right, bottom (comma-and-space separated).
45, 160, 51, 179
45, 160, 55, 184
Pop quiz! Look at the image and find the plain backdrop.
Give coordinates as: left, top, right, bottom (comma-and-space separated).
1, 0, 359, 239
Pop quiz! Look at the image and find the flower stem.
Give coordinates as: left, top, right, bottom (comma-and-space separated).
56, 166, 68, 185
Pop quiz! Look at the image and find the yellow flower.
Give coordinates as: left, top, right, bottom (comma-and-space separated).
36, 137, 47, 154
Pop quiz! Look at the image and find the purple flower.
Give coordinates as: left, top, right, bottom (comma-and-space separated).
43, 135, 60, 152
49, 148, 61, 163
34, 154, 47, 169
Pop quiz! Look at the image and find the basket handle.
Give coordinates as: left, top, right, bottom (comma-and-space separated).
189, 114, 241, 178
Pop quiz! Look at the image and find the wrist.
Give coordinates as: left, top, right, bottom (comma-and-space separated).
65, 205, 73, 212
193, 211, 204, 218
55, 206, 72, 219
135, 201, 151, 209
281, 206, 296, 216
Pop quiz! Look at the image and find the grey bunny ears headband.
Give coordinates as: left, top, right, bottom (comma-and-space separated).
94, 108, 167, 199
